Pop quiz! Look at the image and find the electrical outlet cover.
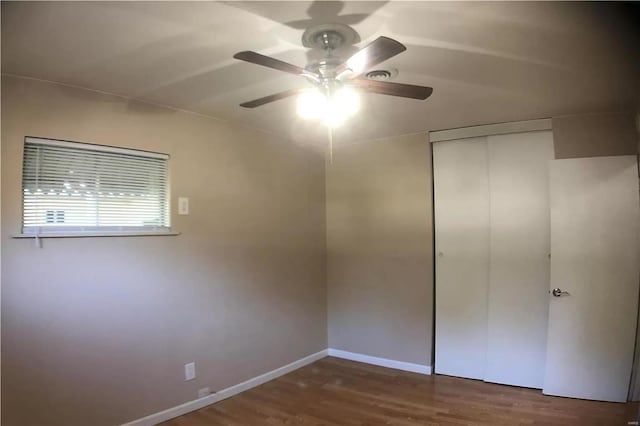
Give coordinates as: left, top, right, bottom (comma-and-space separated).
197, 387, 211, 398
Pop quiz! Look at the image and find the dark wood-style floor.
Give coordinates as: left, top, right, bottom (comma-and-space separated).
162, 356, 638, 426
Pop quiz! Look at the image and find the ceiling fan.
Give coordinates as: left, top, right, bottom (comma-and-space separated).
233, 23, 433, 127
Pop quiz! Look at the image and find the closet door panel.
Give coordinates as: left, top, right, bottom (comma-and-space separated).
543, 156, 639, 402
434, 137, 490, 379
484, 131, 554, 388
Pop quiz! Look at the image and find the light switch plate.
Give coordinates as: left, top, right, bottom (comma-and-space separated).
178, 197, 189, 215
185, 362, 196, 381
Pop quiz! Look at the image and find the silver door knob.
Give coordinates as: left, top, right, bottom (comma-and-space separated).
551, 288, 570, 297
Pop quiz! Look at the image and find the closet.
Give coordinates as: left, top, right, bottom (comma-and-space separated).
433, 130, 554, 388
433, 126, 640, 402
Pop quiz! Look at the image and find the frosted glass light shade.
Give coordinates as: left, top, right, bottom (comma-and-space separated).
297, 87, 360, 127
297, 90, 327, 119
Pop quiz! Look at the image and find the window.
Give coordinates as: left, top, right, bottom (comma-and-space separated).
45, 210, 65, 224
21, 137, 170, 235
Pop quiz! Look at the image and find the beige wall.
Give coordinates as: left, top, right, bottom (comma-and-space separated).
1, 75, 327, 426
326, 133, 434, 365
552, 111, 637, 159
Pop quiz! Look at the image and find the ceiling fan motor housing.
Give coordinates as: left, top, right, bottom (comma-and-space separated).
301, 23, 360, 49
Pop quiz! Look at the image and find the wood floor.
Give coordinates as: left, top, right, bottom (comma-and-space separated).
162, 356, 639, 426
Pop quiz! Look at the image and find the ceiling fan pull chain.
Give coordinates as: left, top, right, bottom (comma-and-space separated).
328, 127, 333, 165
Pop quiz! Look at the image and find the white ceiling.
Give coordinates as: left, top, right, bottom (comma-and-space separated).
2, 1, 639, 146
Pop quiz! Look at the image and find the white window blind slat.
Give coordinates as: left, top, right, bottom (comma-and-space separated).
22, 138, 170, 234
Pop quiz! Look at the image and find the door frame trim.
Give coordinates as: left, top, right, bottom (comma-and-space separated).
429, 119, 552, 143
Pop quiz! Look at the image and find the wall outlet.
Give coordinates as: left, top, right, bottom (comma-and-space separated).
197, 387, 211, 398
184, 362, 196, 381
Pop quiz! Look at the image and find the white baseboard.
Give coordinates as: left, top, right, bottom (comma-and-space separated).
120, 349, 328, 426
327, 348, 432, 375
121, 348, 431, 426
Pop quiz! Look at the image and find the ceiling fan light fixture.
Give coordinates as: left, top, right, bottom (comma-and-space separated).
297, 87, 360, 127
235, 34, 433, 115
333, 87, 360, 117
297, 89, 327, 119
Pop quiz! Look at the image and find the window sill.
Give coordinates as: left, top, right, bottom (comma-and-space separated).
12, 231, 181, 239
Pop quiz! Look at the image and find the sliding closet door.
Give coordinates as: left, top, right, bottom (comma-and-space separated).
434, 137, 490, 379
484, 131, 554, 388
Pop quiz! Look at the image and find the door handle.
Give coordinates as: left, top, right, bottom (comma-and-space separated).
551, 288, 570, 297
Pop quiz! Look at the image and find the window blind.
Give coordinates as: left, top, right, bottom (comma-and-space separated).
22, 137, 170, 235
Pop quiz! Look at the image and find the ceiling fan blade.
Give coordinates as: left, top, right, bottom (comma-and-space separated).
352, 79, 433, 100
234, 51, 309, 77
239, 88, 305, 108
336, 36, 406, 78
